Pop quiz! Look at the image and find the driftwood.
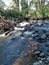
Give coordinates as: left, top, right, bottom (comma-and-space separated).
0, 15, 14, 34
0, 15, 6, 22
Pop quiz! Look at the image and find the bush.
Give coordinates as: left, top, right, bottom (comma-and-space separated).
0, 8, 29, 20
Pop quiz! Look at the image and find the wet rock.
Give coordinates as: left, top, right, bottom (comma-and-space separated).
23, 31, 33, 37
34, 51, 40, 55
19, 21, 29, 27
47, 52, 49, 56
41, 34, 46, 39
32, 33, 39, 38
14, 27, 24, 31
46, 32, 49, 36
39, 52, 45, 58
47, 43, 49, 46
16, 50, 21, 55
28, 37, 33, 41
23, 53, 28, 57
44, 61, 48, 64
28, 42, 37, 50
41, 57, 46, 61
33, 62, 41, 65
45, 43, 49, 47
47, 57, 49, 62
39, 60, 42, 64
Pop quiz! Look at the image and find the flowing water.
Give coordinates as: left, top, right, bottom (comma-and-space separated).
0, 36, 31, 65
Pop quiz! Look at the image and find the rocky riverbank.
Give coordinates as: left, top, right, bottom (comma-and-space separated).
13, 20, 49, 65
0, 16, 30, 37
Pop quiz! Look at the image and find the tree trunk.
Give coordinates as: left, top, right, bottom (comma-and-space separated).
19, 0, 22, 11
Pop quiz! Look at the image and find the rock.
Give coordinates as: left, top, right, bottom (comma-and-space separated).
19, 21, 29, 27
32, 33, 39, 38
33, 62, 41, 65
39, 60, 42, 64
38, 57, 45, 61
28, 37, 33, 41
28, 42, 37, 49
23, 31, 33, 37
14, 27, 24, 31
46, 32, 49, 36
34, 51, 40, 55
46, 52, 49, 56
45, 61, 48, 64
45, 43, 49, 47
37, 20, 43, 26
23, 53, 28, 57
39, 52, 45, 58
16, 50, 21, 54
41, 34, 46, 39
47, 57, 49, 62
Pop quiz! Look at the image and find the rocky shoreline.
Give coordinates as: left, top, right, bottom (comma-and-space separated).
12, 20, 49, 65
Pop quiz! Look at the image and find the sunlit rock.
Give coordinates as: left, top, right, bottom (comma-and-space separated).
19, 21, 29, 27
14, 27, 24, 31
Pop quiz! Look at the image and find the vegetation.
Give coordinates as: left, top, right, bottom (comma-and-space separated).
0, 0, 49, 20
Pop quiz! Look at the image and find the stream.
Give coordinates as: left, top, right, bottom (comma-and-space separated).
1, 20, 49, 65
